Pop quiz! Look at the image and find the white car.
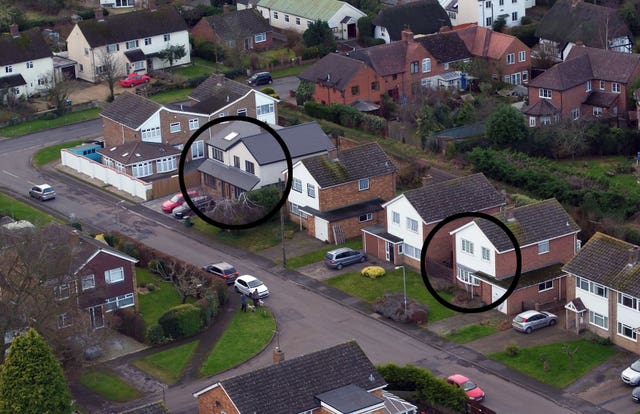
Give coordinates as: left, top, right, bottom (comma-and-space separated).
622, 359, 640, 385
234, 275, 269, 299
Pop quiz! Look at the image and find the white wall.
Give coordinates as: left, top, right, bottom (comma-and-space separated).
254, 93, 277, 125
617, 301, 640, 329
384, 196, 423, 248
373, 26, 391, 44
576, 284, 610, 317
453, 223, 496, 277
287, 163, 320, 210
139, 111, 162, 143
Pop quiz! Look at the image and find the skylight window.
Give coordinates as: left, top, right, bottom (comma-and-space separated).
224, 132, 239, 141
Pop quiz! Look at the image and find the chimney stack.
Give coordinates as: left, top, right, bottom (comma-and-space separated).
504, 207, 516, 222
223, 4, 230, 14
9, 24, 18, 38
273, 347, 285, 364
94, 8, 104, 21
628, 246, 640, 266
401, 28, 414, 42
327, 145, 338, 161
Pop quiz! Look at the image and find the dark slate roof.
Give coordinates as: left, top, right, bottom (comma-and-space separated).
316, 384, 383, 412
373, 0, 451, 41
350, 40, 407, 76
188, 74, 254, 113
240, 122, 334, 165
100, 92, 162, 129
76, 6, 187, 47
301, 142, 396, 188
565, 297, 587, 312
204, 8, 271, 42
583, 91, 619, 107
97, 141, 180, 165
124, 48, 146, 62
361, 224, 404, 243
298, 53, 371, 92
402, 173, 505, 224
0, 28, 52, 66
214, 341, 387, 414
0, 74, 26, 88
522, 99, 560, 116
197, 159, 260, 191
475, 198, 580, 252
535, 0, 631, 49
415, 31, 472, 63
301, 197, 385, 222
563, 232, 640, 298
475, 263, 564, 289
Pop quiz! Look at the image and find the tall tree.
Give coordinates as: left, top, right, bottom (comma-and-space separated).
303, 20, 336, 57
96, 48, 124, 102
0, 328, 72, 414
159, 44, 187, 67
486, 104, 528, 148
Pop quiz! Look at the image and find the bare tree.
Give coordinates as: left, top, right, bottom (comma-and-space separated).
551, 119, 589, 160
161, 258, 206, 304
45, 72, 77, 116
96, 48, 124, 102
206, 193, 267, 227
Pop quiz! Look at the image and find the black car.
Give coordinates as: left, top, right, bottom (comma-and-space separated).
247, 72, 272, 86
172, 196, 213, 219
202, 262, 239, 285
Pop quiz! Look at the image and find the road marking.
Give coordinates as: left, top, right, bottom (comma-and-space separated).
2, 170, 18, 178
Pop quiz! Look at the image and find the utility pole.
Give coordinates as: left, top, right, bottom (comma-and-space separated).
280, 206, 287, 268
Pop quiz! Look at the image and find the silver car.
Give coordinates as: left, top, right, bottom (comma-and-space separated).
29, 184, 56, 201
324, 247, 367, 270
512, 310, 558, 333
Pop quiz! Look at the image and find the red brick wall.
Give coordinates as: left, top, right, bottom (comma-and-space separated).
191, 18, 216, 43
363, 231, 388, 262
311, 64, 383, 106
498, 40, 531, 83
494, 234, 577, 278
318, 173, 396, 211
102, 117, 138, 148
505, 278, 566, 315
327, 210, 385, 243
77, 251, 136, 309
196, 386, 240, 414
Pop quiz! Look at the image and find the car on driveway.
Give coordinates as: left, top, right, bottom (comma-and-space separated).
622, 359, 640, 385
172, 196, 213, 219
234, 275, 269, 298
324, 247, 367, 270
202, 262, 238, 285
247, 71, 272, 86
162, 190, 199, 213
29, 184, 56, 201
447, 374, 485, 401
632, 386, 640, 402
512, 310, 558, 333
119, 73, 151, 88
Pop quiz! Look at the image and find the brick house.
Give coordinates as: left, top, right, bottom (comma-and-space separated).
455, 24, 531, 86
285, 142, 397, 244
563, 232, 640, 354
192, 341, 417, 414
450, 199, 580, 315
191, 7, 273, 52
412, 29, 472, 90
362, 173, 505, 273
373, 0, 450, 44
96, 141, 182, 182
523, 46, 640, 127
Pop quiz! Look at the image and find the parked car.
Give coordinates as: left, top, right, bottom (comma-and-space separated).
119, 73, 151, 88
247, 71, 272, 86
202, 262, 239, 285
172, 196, 212, 219
446, 374, 485, 401
29, 184, 56, 201
324, 247, 367, 270
632, 386, 640, 402
622, 359, 640, 385
512, 310, 558, 334
234, 275, 269, 298
162, 190, 199, 213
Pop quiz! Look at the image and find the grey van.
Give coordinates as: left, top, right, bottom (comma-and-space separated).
324, 247, 367, 270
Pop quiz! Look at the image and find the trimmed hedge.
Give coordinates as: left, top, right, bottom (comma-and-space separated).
158, 304, 204, 340
303, 101, 386, 135
361, 266, 385, 279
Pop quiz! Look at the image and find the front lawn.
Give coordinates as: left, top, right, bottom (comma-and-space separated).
136, 268, 186, 326
283, 239, 363, 269
444, 324, 500, 344
488, 339, 618, 388
192, 217, 298, 252
0, 108, 101, 138
0, 193, 59, 225
33, 140, 84, 167
325, 269, 456, 322
172, 64, 214, 79
131, 340, 199, 385
199, 306, 276, 377
149, 88, 194, 104
77, 370, 142, 402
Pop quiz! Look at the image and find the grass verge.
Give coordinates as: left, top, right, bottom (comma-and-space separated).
199, 306, 275, 377
283, 238, 363, 269
325, 268, 456, 322
488, 339, 618, 388
0, 108, 101, 138
131, 341, 199, 385
33, 140, 84, 167
444, 324, 500, 344
0, 193, 59, 225
192, 217, 298, 252
77, 370, 142, 402
136, 268, 186, 326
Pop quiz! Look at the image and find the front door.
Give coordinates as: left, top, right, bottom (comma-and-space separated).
90, 305, 104, 329
385, 241, 394, 263
492, 286, 507, 314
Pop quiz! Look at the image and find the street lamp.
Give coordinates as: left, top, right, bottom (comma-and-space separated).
395, 265, 407, 315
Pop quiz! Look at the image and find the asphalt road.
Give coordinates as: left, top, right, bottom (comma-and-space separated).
0, 115, 622, 414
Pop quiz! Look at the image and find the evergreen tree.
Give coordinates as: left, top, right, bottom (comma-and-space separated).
0, 328, 71, 414
303, 20, 336, 57
486, 104, 528, 148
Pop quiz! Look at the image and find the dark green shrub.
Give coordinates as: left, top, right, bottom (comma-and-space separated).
146, 283, 157, 292
302, 46, 320, 60
158, 304, 204, 340
116, 241, 139, 260
195, 294, 219, 326
113, 308, 147, 343
146, 324, 166, 345
103, 233, 119, 248
222, 67, 245, 79
187, 74, 210, 88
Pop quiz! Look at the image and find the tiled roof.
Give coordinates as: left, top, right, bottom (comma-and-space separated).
302, 197, 385, 222
583, 91, 619, 107
97, 141, 180, 165
298, 53, 371, 92
257, 0, 349, 21
372, 0, 450, 41
402, 173, 505, 224
75, 6, 188, 47
475, 263, 564, 289
0, 74, 26, 88
301, 142, 396, 188
563, 232, 640, 297
0, 28, 52, 66
522, 99, 560, 116
188, 74, 253, 113
349, 41, 407, 76
455, 25, 519, 60
197, 159, 260, 191
415, 31, 471, 63
213, 341, 387, 414
100, 92, 162, 129
528, 53, 592, 90
204, 8, 271, 42
535, 0, 631, 49
476, 198, 580, 252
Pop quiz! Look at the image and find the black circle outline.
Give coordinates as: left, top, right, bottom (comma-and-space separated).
178, 115, 293, 230
420, 212, 522, 313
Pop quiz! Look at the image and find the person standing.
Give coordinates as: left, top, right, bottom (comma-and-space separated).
241, 292, 247, 312
251, 289, 260, 307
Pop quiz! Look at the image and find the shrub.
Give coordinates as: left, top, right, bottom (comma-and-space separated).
504, 340, 520, 356
361, 266, 386, 279
146, 283, 157, 292
103, 233, 119, 248
113, 308, 147, 343
146, 324, 167, 345
158, 304, 204, 340
195, 294, 219, 326
584, 331, 612, 346
222, 67, 245, 79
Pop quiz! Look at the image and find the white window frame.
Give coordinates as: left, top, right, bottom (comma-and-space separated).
612, 82, 620, 93
481, 247, 491, 261
462, 239, 474, 255
256, 103, 274, 116
518, 51, 526, 62
164, 34, 171, 42
359, 213, 373, 223
392, 211, 400, 225
586, 80, 592, 92
406, 217, 419, 233
141, 127, 160, 141
571, 108, 580, 120
284, 14, 289, 22
237, 108, 248, 116
189, 118, 199, 130
576, 276, 590, 292
538, 240, 550, 254
618, 292, 638, 310
295, 17, 300, 25
245, 160, 255, 175
511, 11, 518, 21
56, 283, 71, 300
593, 107, 603, 117
506, 53, 515, 65
170, 122, 181, 133
255, 32, 266, 43
292, 178, 302, 192
590, 281, 608, 298
457, 267, 479, 286
529, 116, 536, 127
538, 280, 553, 292
212, 147, 224, 162
403, 243, 421, 260
191, 140, 204, 160
307, 183, 316, 198
26, 61, 33, 69
145, 37, 152, 45
156, 157, 177, 173
273, 11, 278, 19
589, 310, 608, 330
132, 161, 153, 178
126, 40, 138, 49
358, 178, 369, 191
106, 43, 118, 53
539, 88, 552, 99
105, 267, 125, 284
105, 293, 135, 312
422, 58, 431, 73
82, 274, 95, 291
599, 80, 605, 90
618, 322, 637, 341
5, 65, 12, 73
58, 313, 72, 329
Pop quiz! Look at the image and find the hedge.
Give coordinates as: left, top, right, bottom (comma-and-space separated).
303, 101, 386, 135
158, 304, 204, 340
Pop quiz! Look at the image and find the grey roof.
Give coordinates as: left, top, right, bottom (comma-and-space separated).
373, 0, 451, 41
0, 28, 52, 66
101, 92, 162, 129
188, 74, 253, 107
475, 198, 580, 252
197, 159, 260, 191
382, 390, 418, 414
298, 53, 372, 92
402, 173, 505, 224
301, 142, 396, 188
97, 141, 180, 165
301, 197, 385, 222
74, 6, 188, 48
212, 341, 387, 414
361, 224, 404, 243
415, 31, 472, 63
316, 384, 383, 412
0, 74, 26, 88
124, 48, 146, 62
206, 121, 266, 150
204, 8, 271, 42
563, 232, 640, 298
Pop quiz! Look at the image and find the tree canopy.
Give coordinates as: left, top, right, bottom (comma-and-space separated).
486, 104, 528, 148
303, 20, 336, 57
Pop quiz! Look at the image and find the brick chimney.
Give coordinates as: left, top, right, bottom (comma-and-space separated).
223, 3, 230, 14
273, 347, 284, 364
327, 145, 338, 161
94, 8, 104, 21
9, 24, 18, 38
401, 28, 414, 42
504, 207, 516, 222
628, 246, 640, 267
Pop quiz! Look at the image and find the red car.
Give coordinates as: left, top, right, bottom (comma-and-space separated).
447, 374, 485, 401
161, 190, 199, 213
119, 73, 151, 88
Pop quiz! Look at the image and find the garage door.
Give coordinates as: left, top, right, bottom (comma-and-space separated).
492, 285, 507, 314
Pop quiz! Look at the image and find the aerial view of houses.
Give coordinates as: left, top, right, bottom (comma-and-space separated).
4, 0, 640, 413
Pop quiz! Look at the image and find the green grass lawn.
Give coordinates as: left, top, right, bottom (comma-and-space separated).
172, 64, 214, 79
199, 306, 276, 377
131, 340, 199, 385
32, 140, 84, 167
325, 269, 456, 322
0, 108, 101, 138
77, 370, 142, 402
192, 217, 299, 252
136, 268, 186, 326
283, 238, 363, 269
0, 193, 59, 225
444, 324, 499, 344
488, 339, 618, 388
149, 88, 194, 104
271, 62, 314, 78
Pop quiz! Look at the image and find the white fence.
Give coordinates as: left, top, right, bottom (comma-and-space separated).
61, 149, 152, 201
